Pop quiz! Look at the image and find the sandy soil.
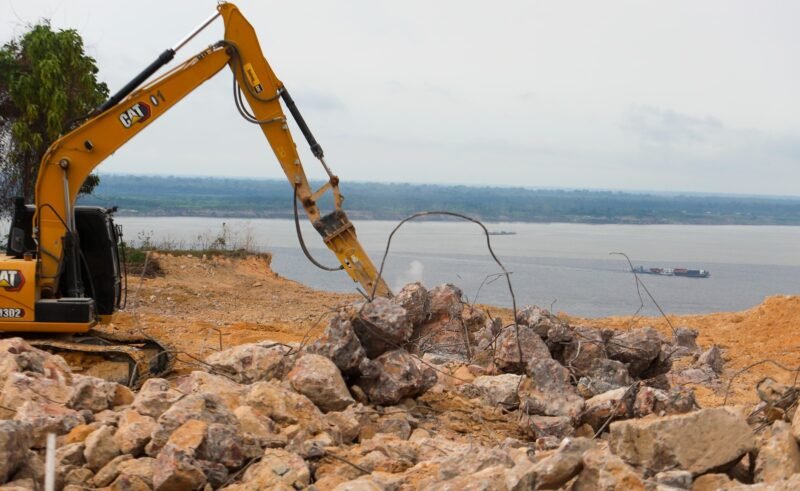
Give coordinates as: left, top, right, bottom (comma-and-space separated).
109, 253, 800, 409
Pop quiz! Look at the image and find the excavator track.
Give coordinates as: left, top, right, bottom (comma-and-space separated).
28, 331, 173, 388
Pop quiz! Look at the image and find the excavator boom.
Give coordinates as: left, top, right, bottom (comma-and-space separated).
0, 3, 390, 385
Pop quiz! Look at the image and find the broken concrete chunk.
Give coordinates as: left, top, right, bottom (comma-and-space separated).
562, 327, 608, 374
755, 420, 800, 483
14, 400, 84, 447
577, 358, 633, 397
204, 342, 290, 384
605, 327, 665, 377
518, 414, 574, 441
580, 386, 634, 431
573, 447, 645, 490
0, 421, 32, 483
357, 349, 436, 405
240, 448, 310, 489
287, 353, 354, 412
114, 409, 158, 456
308, 315, 367, 374
696, 345, 724, 374
609, 406, 756, 476
393, 282, 431, 326
84, 425, 121, 471
67, 375, 119, 413
351, 297, 413, 358
473, 373, 522, 409
131, 378, 183, 419
147, 392, 238, 455
495, 326, 551, 373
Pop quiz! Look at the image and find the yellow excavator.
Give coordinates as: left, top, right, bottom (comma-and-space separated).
0, 2, 391, 386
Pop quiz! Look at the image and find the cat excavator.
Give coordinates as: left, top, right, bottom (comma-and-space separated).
0, 2, 391, 386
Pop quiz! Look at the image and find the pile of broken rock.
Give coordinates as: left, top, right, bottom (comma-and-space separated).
0, 282, 798, 490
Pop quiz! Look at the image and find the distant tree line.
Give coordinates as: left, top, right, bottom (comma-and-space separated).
78, 174, 800, 225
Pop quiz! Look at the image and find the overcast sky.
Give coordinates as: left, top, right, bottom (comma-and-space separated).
2, 1, 799, 196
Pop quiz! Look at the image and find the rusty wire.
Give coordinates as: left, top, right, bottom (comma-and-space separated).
369, 211, 524, 371
723, 359, 800, 406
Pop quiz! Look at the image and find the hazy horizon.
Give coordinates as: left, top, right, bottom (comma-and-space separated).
94, 171, 800, 201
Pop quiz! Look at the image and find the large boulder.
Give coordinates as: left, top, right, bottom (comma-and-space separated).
84, 425, 121, 471
495, 326, 551, 373
67, 375, 119, 413
0, 371, 73, 416
519, 361, 585, 421
131, 378, 183, 419
244, 381, 327, 434
308, 315, 367, 374
605, 327, 666, 377
393, 282, 431, 326
351, 298, 413, 358
175, 371, 245, 412
357, 350, 436, 405
147, 393, 238, 455
13, 400, 84, 447
576, 359, 632, 397
580, 387, 635, 431
115, 409, 158, 456
562, 327, 608, 373
0, 421, 32, 483
204, 342, 291, 384
152, 421, 208, 491
287, 354, 354, 412
609, 407, 756, 475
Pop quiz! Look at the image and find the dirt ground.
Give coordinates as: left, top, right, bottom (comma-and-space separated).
110, 253, 800, 409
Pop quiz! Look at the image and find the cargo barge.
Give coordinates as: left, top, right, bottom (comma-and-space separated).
632, 266, 710, 278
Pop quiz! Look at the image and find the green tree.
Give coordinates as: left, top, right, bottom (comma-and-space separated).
0, 21, 108, 216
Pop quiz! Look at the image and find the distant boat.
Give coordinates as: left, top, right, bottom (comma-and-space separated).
488, 230, 517, 236
632, 266, 710, 278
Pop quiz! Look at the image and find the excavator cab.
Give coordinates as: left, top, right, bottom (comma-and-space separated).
6, 199, 123, 323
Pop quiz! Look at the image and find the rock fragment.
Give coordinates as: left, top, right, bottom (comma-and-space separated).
84, 425, 121, 471
755, 420, 800, 483
609, 407, 756, 475
495, 326, 551, 373
573, 447, 645, 490
114, 409, 158, 456
473, 374, 522, 409
357, 350, 436, 405
204, 342, 291, 384
287, 353, 354, 412
605, 327, 665, 377
308, 315, 367, 374
0, 421, 32, 483
351, 297, 413, 358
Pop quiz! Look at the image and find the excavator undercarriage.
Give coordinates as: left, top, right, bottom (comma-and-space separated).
2, 202, 173, 387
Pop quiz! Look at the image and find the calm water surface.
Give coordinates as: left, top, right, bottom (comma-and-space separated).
108, 217, 800, 317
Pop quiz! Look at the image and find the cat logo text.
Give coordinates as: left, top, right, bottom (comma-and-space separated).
0, 270, 24, 292
119, 102, 152, 128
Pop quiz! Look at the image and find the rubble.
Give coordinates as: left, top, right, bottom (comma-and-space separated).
2, 284, 796, 491
609, 406, 756, 475
287, 353, 354, 412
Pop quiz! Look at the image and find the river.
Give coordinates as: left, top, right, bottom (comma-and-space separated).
105, 217, 800, 318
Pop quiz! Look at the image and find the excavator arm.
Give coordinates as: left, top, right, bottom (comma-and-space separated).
32, 3, 391, 308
